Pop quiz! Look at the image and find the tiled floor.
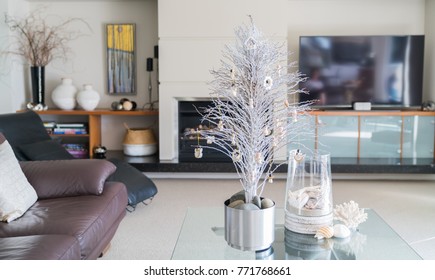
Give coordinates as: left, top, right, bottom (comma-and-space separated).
102, 177, 435, 260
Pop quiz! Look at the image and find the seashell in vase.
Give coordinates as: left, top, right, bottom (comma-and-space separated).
287, 191, 309, 210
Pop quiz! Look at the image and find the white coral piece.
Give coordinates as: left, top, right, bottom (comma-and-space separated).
333, 200, 368, 230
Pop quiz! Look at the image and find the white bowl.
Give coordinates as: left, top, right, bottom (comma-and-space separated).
123, 143, 157, 156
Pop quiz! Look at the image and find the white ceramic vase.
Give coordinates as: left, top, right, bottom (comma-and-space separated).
76, 84, 100, 111
51, 78, 77, 110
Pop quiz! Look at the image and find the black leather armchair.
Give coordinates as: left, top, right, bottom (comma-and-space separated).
0, 110, 157, 210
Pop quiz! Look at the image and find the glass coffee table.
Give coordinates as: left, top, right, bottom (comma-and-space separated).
171, 207, 422, 260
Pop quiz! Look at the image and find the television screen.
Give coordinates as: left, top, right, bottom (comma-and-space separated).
298, 35, 425, 109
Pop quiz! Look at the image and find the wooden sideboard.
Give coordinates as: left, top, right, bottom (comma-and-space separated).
33, 109, 158, 157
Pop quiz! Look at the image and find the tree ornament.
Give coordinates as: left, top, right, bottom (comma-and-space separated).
206, 136, 214, 144
264, 76, 273, 90
245, 37, 257, 50
249, 98, 254, 108
194, 147, 203, 158
231, 84, 238, 97
249, 170, 257, 182
218, 120, 224, 130
272, 136, 278, 147
293, 150, 305, 162
232, 149, 242, 162
230, 68, 236, 80
255, 152, 263, 164
284, 99, 289, 108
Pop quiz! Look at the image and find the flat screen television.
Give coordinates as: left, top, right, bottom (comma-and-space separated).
298, 35, 425, 109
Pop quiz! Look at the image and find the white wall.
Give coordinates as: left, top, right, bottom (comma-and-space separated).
0, 0, 29, 113
0, 0, 12, 114
158, 0, 288, 161
158, 0, 430, 162
1, 0, 433, 154
0, 0, 158, 149
26, 0, 158, 110
286, 0, 429, 100
30, 0, 159, 149
425, 0, 435, 102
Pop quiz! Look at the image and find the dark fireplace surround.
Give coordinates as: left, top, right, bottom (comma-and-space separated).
178, 100, 231, 163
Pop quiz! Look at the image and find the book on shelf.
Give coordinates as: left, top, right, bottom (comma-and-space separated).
53, 128, 88, 135
63, 143, 88, 159
43, 122, 88, 134
55, 123, 87, 128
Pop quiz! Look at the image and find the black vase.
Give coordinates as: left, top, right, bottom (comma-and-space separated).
30, 66, 45, 105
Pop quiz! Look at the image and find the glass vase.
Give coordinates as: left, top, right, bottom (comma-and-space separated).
285, 149, 333, 234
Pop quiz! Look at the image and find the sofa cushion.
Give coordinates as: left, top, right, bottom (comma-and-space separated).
0, 110, 51, 161
0, 182, 127, 259
0, 133, 37, 223
18, 139, 74, 160
0, 235, 81, 260
20, 159, 117, 199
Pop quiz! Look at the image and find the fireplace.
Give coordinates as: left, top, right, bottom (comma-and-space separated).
178, 100, 231, 162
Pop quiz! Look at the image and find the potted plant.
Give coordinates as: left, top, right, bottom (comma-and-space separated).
3, 9, 89, 110
195, 18, 313, 251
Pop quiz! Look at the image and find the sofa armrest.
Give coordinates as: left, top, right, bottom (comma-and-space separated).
19, 159, 117, 199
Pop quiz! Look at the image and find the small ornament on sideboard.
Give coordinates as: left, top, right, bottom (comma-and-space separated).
111, 98, 137, 111
93, 145, 107, 159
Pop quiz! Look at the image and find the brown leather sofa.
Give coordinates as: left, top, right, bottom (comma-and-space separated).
0, 110, 157, 209
0, 159, 128, 260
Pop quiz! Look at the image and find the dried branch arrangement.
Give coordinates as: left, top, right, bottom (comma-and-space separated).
196, 18, 314, 203
4, 9, 90, 66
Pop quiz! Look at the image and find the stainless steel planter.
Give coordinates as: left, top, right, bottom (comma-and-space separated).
224, 199, 275, 251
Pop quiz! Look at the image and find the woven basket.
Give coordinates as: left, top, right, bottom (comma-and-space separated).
123, 124, 156, 145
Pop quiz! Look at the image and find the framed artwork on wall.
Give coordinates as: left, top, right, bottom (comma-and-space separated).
106, 23, 136, 95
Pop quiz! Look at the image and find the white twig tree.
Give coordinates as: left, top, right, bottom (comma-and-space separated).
196, 18, 314, 203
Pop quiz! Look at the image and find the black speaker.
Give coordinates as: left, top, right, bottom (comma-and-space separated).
154, 45, 158, 59
146, 57, 153, 72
